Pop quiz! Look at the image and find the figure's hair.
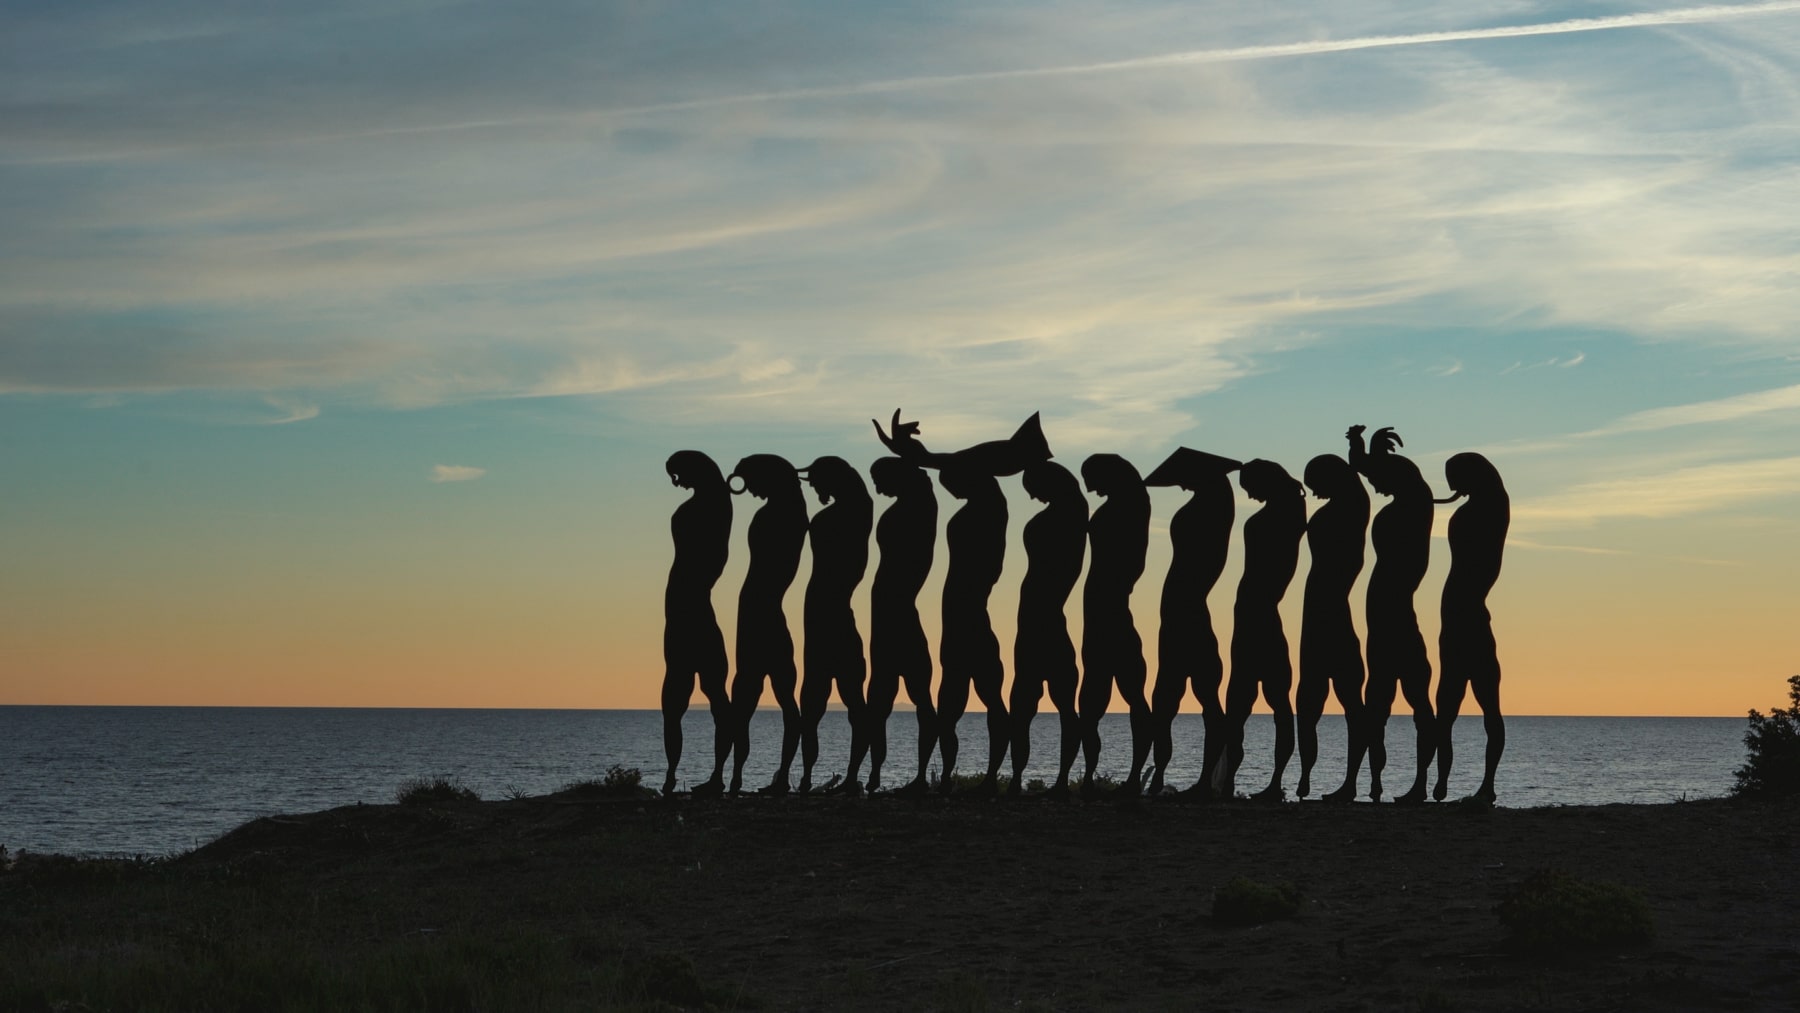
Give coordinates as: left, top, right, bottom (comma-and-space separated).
1081, 453, 1144, 494
870, 456, 930, 495
1240, 458, 1304, 500
1303, 453, 1354, 496
1023, 460, 1082, 503
801, 455, 868, 504
666, 450, 725, 490
729, 454, 800, 496
1444, 452, 1505, 499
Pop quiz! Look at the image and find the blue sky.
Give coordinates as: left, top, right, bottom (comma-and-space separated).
4, 1, 1800, 711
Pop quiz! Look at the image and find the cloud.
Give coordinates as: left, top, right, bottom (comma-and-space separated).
257, 396, 319, 425
430, 464, 485, 483
1593, 383, 1800, 436
1513, 455, 1800, 530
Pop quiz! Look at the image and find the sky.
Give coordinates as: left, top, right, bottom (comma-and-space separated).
4, 0, 1799, 715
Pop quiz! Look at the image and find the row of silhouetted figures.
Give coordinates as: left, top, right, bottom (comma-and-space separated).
662, 410, 1509, 804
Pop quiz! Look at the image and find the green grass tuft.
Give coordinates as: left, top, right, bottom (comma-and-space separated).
1496, 868, 1654, 951
395, 776, 480, 805
559, 765, 655, 799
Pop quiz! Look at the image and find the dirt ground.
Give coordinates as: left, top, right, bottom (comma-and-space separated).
139, 791, 1800, 1011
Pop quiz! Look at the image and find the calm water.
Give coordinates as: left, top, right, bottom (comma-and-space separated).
0, 707, 1744, 856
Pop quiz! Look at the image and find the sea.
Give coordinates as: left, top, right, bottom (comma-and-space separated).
0, 707, 1745, 857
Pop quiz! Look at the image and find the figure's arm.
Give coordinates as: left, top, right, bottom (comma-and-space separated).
872, 409, 955, 468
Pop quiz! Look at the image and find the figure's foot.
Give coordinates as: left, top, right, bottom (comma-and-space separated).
962, 776, 998, 799
728, 774, 744, 797
1109, 776, 1143, 800
1393, 785, 1427, 805
1148, 770, 1166, 796
663, 774, 678, 796
891, 776, 928, 798
1297, 772, 1311, 798
1320, 783, 1357, 804
1433, 778, 1449, 802
1004, 778, 1023, 798
1367, 775, 1383, 802
758, 774, 791, 797
1046, 781, 1071, 800
1472, 783, 1496, 804
797, 774, 813, 796
1249, 783, 1285, 803
691, 776, 725, 798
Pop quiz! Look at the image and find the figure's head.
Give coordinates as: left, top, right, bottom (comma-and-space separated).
799, 456, 866, 506
1444, 452, 1504, 499
1303, 454, 1357, 500
1081, 453, 1142, 498
939, 463, 999, 502
1239, 459, 1302, 504
666, 450, 724, 492
727, 454, 799, 501
869, 457, 929, 499
1022, 460, 1081, 505
1143, 447, 1241, 492
1366, 452, 1425, 499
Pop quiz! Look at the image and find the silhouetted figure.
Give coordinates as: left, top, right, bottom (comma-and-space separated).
936, 463, 1010, 795
864, 458, 940, 795
1432, 453, 1509, 803
662, 451, 733, 797
725, 454, 808, 795
1218, 460, 1306, 800
796, 457, 873, 795
872, 409, 1052, 476
1297, 454, 1370, 802
1143, 449, 1240, 798
1348, 426, 1436, 803
1077, 454, 1152, 797
1007, 461, 1089, 797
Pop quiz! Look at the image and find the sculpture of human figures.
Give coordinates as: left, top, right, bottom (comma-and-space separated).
1347, 425, 1436, 803
662, 451, 733, 797
1218, 459, 1306, 800
1007, 461, 1088, 797
935, 462, 1010, 795
1143, 448, 1241, 798
725, 454, 808, 795
1076, 454, 1152, 797
1432, 453, 1510, 803
864, 457, 940, 796
796, 456, 873, 795
1296, 453, 1370, 802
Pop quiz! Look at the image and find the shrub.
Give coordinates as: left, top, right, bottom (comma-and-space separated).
1496, 868, 1654, 951
395, 776, 480, 805
1212, 876, 1301, 925
1732, 674, 1800, 798
560, 765, 652, 799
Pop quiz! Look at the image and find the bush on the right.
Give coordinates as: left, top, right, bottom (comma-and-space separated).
1496, 869, 1653, 951
1732, 674, 1800, 799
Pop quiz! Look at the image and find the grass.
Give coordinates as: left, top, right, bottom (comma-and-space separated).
1495, 868, 1655, 951
1211, 876, 1302, 926
395, 776, 480, 805
557, 765, 656, 800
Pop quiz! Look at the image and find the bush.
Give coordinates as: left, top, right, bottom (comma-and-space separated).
395, 776, 480, 805
559, 765, 653, 799
1732, 674, 1800, 798
1496, 869, 1654, 951
1212, 876, 1301, 925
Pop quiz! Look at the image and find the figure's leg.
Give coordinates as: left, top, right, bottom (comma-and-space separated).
695, 665, 731, 795
1253, 650, 1295, 801
1433, 661, 1468, 803
838, 653, 870, 792
1295, 660, 1330, 798
1321, 649, 1366, 803
1148, 660, 1188, 795
1047, 664, 1080, 794
899, 650, 939, 795
1471, 658, 1505, 803
798, 661, 833, 794
1191, 665, 1225, 798
661, 666, 692, 795
864, 662, 898, 792
1077, 665, 1114, 794
936, 658, 972, 792
764, 661, 801, 794
1216, 669, 1259, 797
728, 669, 764, 795
1394, 659, 1435, 804
972, 661, 1009, 792
1008, 664, 1042, 794
1118, 663, 1152, 796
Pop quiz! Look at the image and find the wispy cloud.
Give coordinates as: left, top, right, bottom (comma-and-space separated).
1513, 455, 1800, 530
430, 464, 485, 483
257, 396, 319, 425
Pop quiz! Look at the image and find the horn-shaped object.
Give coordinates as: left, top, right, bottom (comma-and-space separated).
871, 409, 1052, 477
1144, 447, 1242, 487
